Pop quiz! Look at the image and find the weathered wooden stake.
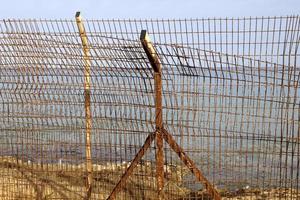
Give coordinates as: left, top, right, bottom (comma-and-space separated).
75, 11, 93, 199
140, 30, 164, 198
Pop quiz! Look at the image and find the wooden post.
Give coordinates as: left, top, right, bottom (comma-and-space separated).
140, 30, 164, 198
75, 11, 93, 199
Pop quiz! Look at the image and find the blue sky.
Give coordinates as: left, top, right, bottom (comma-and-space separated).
0, 0, 299, 19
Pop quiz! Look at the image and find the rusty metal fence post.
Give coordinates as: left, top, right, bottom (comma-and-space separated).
107, 30, 221, 200
140, 30, 165, 198
107, 30, 165, 200
75, 11, 93, 199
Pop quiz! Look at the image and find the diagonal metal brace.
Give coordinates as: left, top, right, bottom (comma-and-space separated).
107, 132, 156, 200
162, 128, 221, 200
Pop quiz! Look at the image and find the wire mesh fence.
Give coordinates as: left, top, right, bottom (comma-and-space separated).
0, 15, 299, 199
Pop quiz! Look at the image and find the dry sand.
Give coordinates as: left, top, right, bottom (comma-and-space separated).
0, 156, 298, 200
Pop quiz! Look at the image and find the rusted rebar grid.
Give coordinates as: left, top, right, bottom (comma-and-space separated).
0, 16, 299, 200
